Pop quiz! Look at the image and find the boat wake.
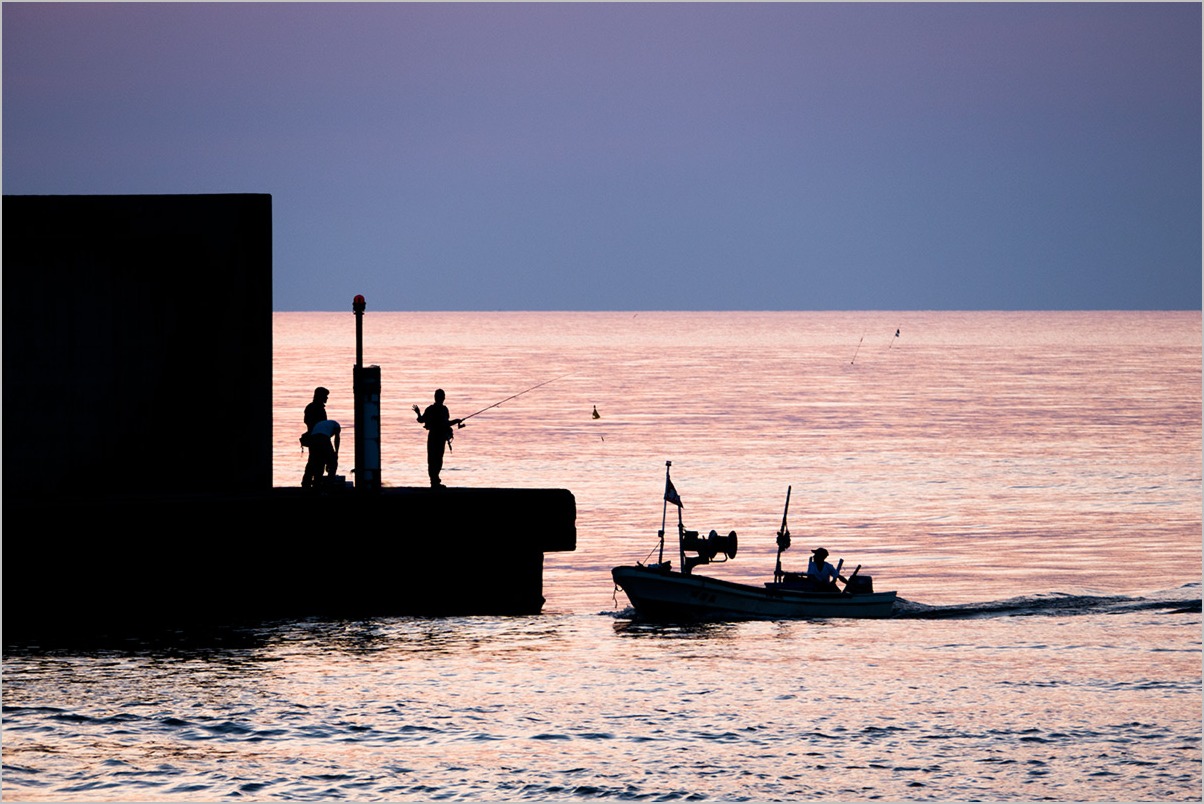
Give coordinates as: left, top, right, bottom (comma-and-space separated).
894, 583, 1201, 619
604, 584, 1201, 621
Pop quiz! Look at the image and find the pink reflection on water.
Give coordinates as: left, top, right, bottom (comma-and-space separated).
273, 311, 1200, 609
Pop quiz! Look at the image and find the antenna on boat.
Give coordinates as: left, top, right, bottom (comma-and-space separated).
774, 486, 792, 584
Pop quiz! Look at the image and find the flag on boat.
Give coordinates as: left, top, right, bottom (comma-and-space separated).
664, 477, 683, 508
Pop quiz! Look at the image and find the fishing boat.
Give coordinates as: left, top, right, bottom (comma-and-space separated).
611, 462, 897, 621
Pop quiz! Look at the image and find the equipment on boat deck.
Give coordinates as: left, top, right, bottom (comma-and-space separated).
681, 528, 738, 574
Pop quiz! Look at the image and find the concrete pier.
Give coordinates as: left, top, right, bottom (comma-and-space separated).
2, 194, 577, 641
5, 487, 575, 640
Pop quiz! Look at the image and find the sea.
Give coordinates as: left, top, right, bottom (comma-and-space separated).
3, 311, 1200, 802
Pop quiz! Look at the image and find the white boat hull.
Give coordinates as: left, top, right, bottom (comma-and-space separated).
612, 564, 897, 620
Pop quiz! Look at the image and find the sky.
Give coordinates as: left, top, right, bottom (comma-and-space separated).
3, 2, 1200, 311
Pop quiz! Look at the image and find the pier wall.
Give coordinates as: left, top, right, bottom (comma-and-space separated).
5, 487, 575, 640
2, 194, 273, 499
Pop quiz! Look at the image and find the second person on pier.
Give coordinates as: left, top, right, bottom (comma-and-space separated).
413, 389, 461, 488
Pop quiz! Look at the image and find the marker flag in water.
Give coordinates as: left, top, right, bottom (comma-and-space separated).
665, 477, 683, 508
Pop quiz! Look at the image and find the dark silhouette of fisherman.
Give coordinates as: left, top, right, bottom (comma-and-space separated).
300, 387, 332, 490
413, 389, 461, 488
305, 387, 329, 431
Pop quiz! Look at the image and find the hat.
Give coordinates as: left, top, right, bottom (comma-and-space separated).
812, 547, 829, 559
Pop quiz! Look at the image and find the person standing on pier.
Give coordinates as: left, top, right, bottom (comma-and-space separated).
413, 389, 461, 488
304, 387, 329, 432
300, 387, 332, 489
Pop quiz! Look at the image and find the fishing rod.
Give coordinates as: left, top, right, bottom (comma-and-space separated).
455, 374, 569, 427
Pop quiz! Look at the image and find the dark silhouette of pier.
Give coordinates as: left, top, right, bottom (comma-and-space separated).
2, 194, 576, 641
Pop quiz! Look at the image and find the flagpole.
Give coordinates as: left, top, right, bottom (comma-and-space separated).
658, 461, 671, 564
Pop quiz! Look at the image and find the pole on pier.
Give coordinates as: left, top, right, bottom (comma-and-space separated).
352, 295, 381, 492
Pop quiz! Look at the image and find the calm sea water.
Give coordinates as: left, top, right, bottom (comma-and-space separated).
4, 311, 1200, 802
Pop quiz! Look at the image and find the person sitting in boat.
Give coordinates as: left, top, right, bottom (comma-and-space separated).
807, 548, 841, 588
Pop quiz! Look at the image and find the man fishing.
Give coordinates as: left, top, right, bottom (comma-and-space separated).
411, 376, 564, 487
413, 389, 461, 488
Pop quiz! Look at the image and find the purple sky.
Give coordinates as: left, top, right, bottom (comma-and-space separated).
4, 2, 1200, 311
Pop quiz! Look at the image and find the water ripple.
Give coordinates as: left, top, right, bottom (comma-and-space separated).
3, 601, 1199, 801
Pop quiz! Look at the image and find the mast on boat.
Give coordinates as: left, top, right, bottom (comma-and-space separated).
660, 462, 736, 574
774, 486, 791, 584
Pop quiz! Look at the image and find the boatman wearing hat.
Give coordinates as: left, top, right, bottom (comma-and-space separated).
807, 548, 841, 587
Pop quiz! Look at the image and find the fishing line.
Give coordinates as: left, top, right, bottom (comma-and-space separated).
850, 332, 866, 364
457, 374, 570, 425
